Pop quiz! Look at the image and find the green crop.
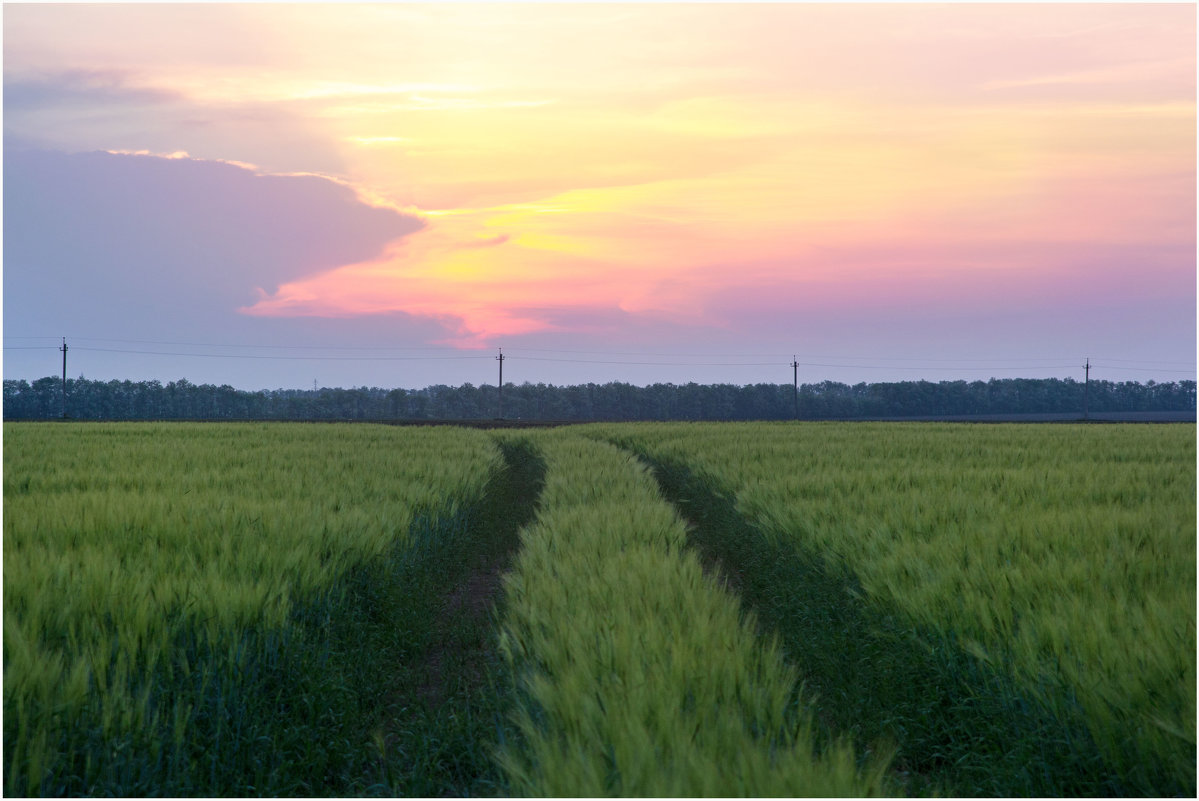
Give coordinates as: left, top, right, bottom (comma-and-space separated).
595, 421, 1195, 794
6, 420, 1190, 796
494, 431, 889, 796
3, 422, 501, 796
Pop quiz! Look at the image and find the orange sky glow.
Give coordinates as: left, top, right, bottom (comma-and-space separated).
4, 3, 1194, 385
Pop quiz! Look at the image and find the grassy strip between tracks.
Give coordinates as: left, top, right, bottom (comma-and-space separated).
493, 432, 889, 796
633, 450, 1125, 797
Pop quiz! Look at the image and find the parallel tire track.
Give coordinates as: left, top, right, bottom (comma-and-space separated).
628, 449, 1123, 797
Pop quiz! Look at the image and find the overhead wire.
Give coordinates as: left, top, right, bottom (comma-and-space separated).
1090, 357, 1196, 367
66, 336, 468, 352
70, 346, 491, 362
17, 337, 1135, 363
1090, 364, 1196, 374
515, 355, 784, 367
3, 336, 1193, 375
506, 346, 1088, 363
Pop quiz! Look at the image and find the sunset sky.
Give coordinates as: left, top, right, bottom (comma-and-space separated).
4, 3, 1195, 390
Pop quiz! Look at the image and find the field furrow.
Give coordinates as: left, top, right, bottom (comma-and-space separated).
5, 420, 1191, 796
594, 421, 1196, 796
493, 431, 888, 796
2, 423, 530, 796
630, 448, 1118, 796
342, 436, 546, 797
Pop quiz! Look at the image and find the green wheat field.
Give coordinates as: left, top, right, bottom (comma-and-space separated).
4, 421, 1194, 796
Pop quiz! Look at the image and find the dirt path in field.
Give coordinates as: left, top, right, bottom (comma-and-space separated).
361, 439, 544, 795
414, 441, 544, 709
630, 448, 1125, 798
416, 552, 511, 708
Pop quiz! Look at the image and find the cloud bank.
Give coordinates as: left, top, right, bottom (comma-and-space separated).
4, 147, 432, 343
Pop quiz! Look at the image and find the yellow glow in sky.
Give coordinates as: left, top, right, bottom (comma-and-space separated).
5, 3, 1194, 349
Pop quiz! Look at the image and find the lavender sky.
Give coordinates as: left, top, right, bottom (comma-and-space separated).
4, 4, 1195, 390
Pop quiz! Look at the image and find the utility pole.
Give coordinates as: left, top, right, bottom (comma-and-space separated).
1084, 357, 1090, 421
792, 355, 799, 419
59, 337, 68, 418
496, 348, 505, 418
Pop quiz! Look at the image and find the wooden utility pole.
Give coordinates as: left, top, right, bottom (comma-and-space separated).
59, 337, 68, 418
792, 355, 799, 419
1084, 357, 1090, 420
496, 348, 505, 418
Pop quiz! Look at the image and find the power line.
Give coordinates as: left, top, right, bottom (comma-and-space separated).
1091, 364, 1197, 374
1091, 357, 1196, 367
502, 356, 1108, 371
792, 361, 1082, 371
8, 333, 1195, 363
67, 336, 470, 352
51, 337, 1104, 362
9, 347, 1194, 373
498, 346, 1090, 363
6, 335, 1193, 374
505, 346, 791, 359
72, 347, 493, 364
516, 356, 784, 367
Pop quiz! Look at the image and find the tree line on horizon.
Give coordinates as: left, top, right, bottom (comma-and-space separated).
3, 375, 1194, 421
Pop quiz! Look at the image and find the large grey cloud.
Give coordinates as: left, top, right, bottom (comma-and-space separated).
3, 148, 442, 358
3, 68, 346, 175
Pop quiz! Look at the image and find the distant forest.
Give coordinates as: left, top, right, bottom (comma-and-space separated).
4, 375, 1195, 421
